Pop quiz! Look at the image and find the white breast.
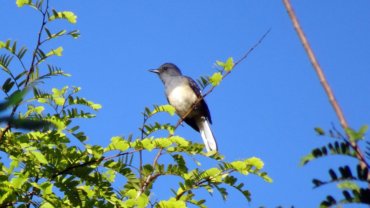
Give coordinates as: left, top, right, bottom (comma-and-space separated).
168, 85, 198, 117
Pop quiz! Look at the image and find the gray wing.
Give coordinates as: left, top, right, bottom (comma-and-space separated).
185, 76, 212, 124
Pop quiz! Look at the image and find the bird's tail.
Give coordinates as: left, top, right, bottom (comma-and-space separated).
198, 117, 217, 152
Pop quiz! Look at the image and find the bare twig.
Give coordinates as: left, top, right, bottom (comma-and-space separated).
282, 0, 368, 178
136, 147, 164, 198
173, 29, 271, 130
138, 114, 148, 191
331, 125, 370, 169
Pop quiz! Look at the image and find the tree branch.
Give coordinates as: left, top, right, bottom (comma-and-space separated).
0, 0, 50, 142
173, 29, 271, 131
282, 0, 368, 179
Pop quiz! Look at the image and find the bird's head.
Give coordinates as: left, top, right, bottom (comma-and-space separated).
149, 63, 182, 78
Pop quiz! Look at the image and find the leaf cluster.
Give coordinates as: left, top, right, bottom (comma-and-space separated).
302, 126, 370, 207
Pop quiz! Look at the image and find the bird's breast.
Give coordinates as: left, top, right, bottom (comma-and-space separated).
167, 85, 198, 117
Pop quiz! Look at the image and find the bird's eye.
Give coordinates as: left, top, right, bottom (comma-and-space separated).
162, 66, 168, 71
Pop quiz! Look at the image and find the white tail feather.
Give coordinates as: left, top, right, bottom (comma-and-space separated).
198, 118, 217, 152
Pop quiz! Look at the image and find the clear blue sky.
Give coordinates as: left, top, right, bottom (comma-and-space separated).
1, 0, 370, 207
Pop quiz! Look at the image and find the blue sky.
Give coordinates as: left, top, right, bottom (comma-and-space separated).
1, 0, 370, 207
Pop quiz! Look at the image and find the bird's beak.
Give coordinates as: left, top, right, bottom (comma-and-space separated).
148, 69, 159, 74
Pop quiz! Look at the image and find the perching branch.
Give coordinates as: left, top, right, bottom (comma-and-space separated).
136, 29, 271, 199
282, 0, 368, 178
174, 29, 271, 130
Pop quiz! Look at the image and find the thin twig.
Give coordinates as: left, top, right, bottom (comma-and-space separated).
0, 0, 49, 141
24, 0, 49, 87
331, 125, 370, 169
138, 114, 148, 191
26, 176, 39, 208
173, 29, 271, 130
136, 147, 163, 198
282, 0, 368, 178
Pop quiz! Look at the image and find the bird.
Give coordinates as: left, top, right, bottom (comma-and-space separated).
149, 63, 217, 152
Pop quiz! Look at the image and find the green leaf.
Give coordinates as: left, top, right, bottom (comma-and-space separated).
314, 127, 325, 136
142, 138, 155, 151
358, 125, 368, 137
158, 198, 186, 208
10, 173, 28, 189
69, 30, 80, 39
46, 46, 63, 57
86, 145, 104, 159
209, 72, 222, 86
40, 202, 54, 208
216, 57, 234, 72
31, 151, 48, 164
90, 103, 102, 110
215, 60, 224, 67
69, 96, 102, 110
24, 105, 45, 117
40, 182, 53, 195
337, 181, 360, 191
137, 193, 149, 208
16, 0, 32, 7
205, 167, 221, 176
204, 168, 222, 182
105, 136, 130, 152
53, 97, 65, 106
126, 189, 137, 198
224, 57, 235, 72
300, 141, 355, 165
2, 78, 14, 94
45, 116, 66, 130
245, 157, 264, 169
149, 104, 176, 117
345, 126, 367, 142
9, 157, 20, 173
170, 136, 189, 147
154, 138, 172, 148
259, 172, 273, 183
49, 10, 77, 24
231, 161, 249, 175
37, 97, 48, 103
34, 106, 44, 114
0, 90, 26, 111
54, 85, 68, 96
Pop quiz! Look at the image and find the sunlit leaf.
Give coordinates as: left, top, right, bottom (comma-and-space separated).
46, 47, 63, 57
31, 151, 48, 164
224, 57, 234, 72
105, 136, 130, 152
245, 157, 264, 169
16, 0, 32, 7
337, 181, 360, 191
49, 10, 77, 24
209, 72, 222, 86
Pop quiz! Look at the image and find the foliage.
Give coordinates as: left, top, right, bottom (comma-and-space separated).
196, 57, 235, 90
302, 126, 370, 207
0, 1, 271, 207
